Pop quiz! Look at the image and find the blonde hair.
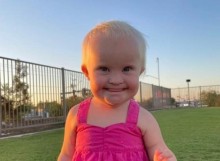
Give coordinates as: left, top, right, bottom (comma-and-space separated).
82, 20, 147, 69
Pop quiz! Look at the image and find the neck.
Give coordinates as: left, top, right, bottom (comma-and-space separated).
91, 97, 130, 110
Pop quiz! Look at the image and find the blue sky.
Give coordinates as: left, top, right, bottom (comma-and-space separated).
0, 0, 220, 88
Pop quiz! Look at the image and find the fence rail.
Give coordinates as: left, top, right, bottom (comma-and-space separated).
0, 57, 90, 136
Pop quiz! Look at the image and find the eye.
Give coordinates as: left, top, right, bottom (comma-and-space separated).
98, 66, 109, 72
123, 66, 133, 72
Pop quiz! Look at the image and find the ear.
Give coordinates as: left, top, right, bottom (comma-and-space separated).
81, 65, 90, 80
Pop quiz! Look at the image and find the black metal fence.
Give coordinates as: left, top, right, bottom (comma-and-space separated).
0, 57, 90, 136
135, 82, 171, 109
0, 56, 171, 136
171, 85, 220, 107
5, 56, 219, 136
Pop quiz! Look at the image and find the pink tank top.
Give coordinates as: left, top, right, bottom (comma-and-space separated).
72, 98, 149, 161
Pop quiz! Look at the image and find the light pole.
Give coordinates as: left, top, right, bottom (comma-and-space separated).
186, 79, 191, 106
156, 57, 160, 86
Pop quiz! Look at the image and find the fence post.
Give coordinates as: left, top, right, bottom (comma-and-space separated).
199, 86, 202, 107
0, 81, 2, 135
152, 84, 154, 109
139, 82, 142, 104
61, 68, 67, 120
161, 86, 163, 108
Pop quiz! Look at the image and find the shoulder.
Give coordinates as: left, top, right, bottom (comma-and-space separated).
68, 103, 80, 116
137, 106, 159, 135
67, 98, 89, 120
58, 104, 81, 160
138, 106, 155, 121
65, 104, 80, 129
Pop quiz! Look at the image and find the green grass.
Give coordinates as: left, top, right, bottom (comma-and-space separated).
0, 129, 64, 161
0, 107, 220, 161
153, 107, 220, 161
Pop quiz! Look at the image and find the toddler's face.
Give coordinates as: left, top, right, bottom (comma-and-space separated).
82, 35, 143, 107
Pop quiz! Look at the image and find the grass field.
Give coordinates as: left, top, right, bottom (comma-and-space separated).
153, 107, 220, 161
0, 107, 219, 161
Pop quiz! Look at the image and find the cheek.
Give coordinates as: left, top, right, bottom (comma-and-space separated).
90, 74, 106, 89
89, 80, 99, 96
127, 77, 139, 88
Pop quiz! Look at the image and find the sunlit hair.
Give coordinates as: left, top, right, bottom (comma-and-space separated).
82, 20, 147, 70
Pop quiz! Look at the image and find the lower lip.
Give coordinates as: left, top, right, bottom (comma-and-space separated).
106, 89, 126, 92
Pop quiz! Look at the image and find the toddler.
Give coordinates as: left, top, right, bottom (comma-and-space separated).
58, 20, 177, 161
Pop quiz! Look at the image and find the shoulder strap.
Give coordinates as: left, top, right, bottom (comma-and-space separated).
77, 98, 91, 124
126, 99, 140, 125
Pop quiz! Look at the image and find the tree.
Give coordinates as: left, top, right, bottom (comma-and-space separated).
0, 96, 13, 122
65, 96, 84, 112
82, 88, 92, 98
13, 60, 29, 107
1, 60, 30, 121
215, 95, 220, 107
37, 101, 62, 117
201, 90, 220, 107
170, 97, 176, 106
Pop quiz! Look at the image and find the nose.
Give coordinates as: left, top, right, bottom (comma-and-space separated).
108, 72, 123, 85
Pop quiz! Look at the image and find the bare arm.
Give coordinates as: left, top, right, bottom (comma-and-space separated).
57, 105, 78, 161
138, 108, 177, 161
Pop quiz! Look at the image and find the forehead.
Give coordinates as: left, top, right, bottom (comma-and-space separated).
88, 35, 140, 57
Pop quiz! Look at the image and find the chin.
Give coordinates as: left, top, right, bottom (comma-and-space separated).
104, 97, 129, 106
